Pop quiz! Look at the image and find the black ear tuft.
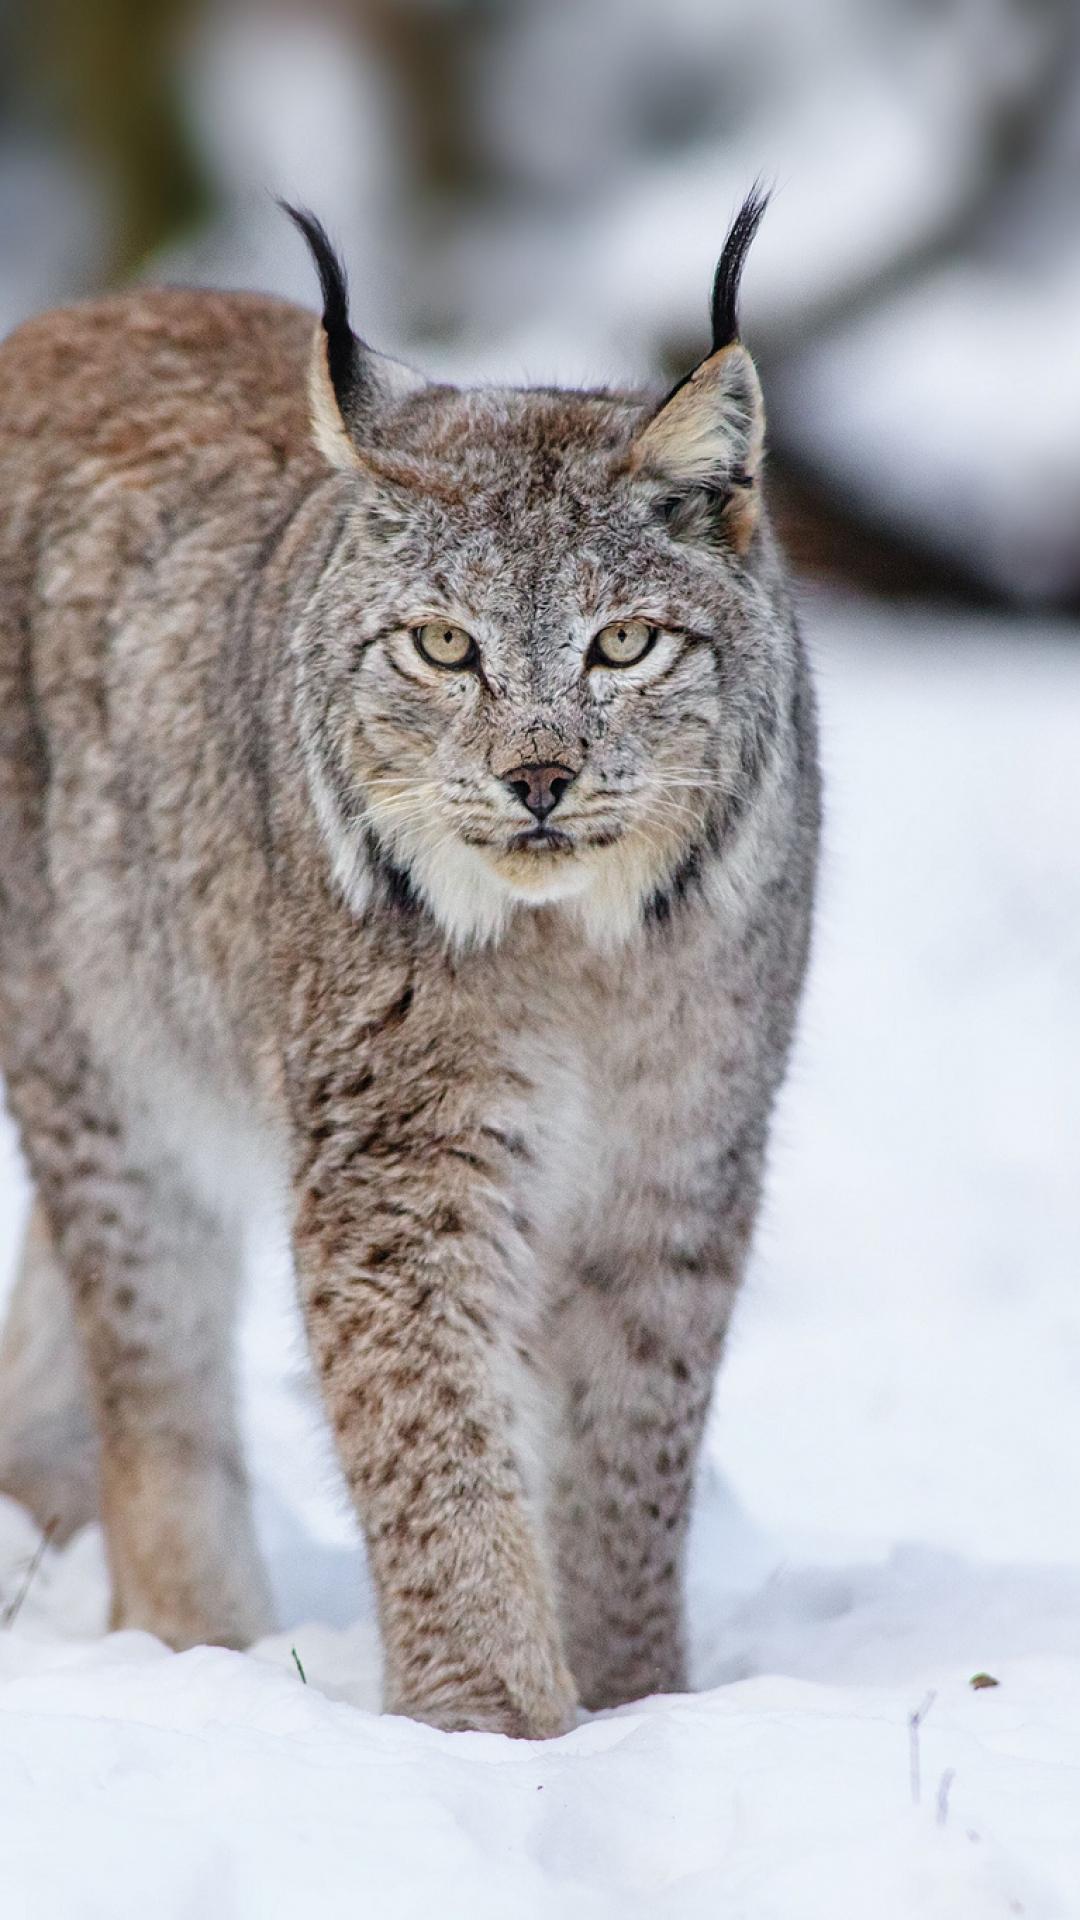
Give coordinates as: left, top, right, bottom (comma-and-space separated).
280, 201, 362, 417
710, 183, 770, 353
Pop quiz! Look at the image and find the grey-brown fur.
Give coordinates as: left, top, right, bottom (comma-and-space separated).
0, 203, 818, 1735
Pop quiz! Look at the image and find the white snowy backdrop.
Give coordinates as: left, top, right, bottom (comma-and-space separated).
1, 3, 1078, 1914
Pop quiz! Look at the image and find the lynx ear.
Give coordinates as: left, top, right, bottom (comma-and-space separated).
281, 203, 426, 470
633, 187, 768, 554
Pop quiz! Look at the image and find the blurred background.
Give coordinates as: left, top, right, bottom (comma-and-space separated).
1, 0, 1079, 1581
3, 0, 1080, 604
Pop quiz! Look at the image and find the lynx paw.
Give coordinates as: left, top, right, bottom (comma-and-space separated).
387, 1643, 578, 1739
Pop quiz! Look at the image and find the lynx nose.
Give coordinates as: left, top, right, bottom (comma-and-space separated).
502, 762, 577, 823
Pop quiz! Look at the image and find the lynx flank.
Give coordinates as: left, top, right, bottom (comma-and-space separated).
0, 193, 818, 1736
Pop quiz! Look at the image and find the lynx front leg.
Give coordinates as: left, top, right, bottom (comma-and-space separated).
290, 966, 575, 1738
546, 1220, 751, 1711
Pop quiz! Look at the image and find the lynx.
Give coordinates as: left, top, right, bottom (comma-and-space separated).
0, 192, 818, 1736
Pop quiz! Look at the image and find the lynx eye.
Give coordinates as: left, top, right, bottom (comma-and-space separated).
589, 619, 658, 669
413, 621, 477, 670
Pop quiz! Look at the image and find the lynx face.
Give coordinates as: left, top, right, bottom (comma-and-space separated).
289, 199, 784, 946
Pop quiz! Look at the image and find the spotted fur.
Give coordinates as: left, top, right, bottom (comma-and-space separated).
0, 199, 818, 1734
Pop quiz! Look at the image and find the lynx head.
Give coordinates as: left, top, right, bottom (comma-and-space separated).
286, 191, 790, 948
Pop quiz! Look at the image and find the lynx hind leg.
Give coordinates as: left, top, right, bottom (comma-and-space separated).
0, 1197, 98, 1542
103, 1207, 271, 1647
83, 1154, 274, 1651
546, 1260, 736, 1712
4, 1036, 273, 1651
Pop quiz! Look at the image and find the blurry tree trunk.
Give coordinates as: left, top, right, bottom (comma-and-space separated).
18, 0, 210, 285
352, 0, 481, 206
341, 0, 491, 335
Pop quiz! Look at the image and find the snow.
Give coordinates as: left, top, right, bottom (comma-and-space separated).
1, 593, 1079, 1916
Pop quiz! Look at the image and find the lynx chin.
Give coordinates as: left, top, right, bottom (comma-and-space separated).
0, 189, 819, 1736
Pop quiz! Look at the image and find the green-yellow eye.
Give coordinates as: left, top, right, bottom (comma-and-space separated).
413, 621, 477, 669
589, 619, 658, 668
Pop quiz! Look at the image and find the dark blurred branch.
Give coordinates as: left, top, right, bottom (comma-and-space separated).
665, 0, 1077, 378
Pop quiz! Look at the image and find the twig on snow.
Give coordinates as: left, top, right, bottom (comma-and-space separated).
1, 1518, 57, 1628
908, 1690, 936, 1806
936, 1767, 956, 1827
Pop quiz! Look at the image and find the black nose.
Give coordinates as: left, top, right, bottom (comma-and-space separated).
502, 762, 577, 823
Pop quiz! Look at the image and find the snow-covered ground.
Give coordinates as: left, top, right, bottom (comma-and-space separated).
1, 593, 1078, 1917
